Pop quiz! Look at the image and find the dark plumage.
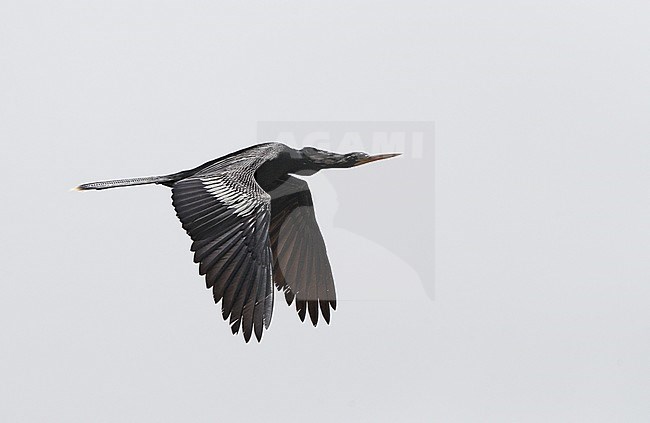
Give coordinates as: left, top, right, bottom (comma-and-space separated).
76, 143, 400, 342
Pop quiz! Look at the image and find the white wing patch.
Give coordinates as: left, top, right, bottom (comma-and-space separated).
201, 175, 259, 217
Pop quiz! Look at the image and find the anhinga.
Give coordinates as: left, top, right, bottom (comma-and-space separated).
76, 143, 400, 342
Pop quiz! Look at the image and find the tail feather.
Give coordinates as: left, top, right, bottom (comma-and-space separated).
75, 174, 179, 191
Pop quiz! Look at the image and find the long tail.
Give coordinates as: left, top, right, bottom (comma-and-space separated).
74, 174, 182, 191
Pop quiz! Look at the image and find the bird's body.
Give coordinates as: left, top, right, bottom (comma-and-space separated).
76, 143, 399, 342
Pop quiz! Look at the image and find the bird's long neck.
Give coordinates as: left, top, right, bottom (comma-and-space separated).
256, 149, 353, 187
256, 149, 322, 182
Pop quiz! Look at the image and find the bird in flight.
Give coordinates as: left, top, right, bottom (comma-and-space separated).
76, 143, 400, 342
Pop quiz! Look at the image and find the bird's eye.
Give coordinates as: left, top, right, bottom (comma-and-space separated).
301, 147, 320, 158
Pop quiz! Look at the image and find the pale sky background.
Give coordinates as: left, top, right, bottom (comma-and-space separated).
1, 1, 649, 422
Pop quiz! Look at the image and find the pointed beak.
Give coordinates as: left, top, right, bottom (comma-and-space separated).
353, 153, 402, 167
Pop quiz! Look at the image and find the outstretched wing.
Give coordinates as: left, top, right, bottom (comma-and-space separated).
171, 145, 279, 342
268, 175, 337, 326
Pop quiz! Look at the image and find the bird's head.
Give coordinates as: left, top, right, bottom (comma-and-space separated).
297, 147, 401, 173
